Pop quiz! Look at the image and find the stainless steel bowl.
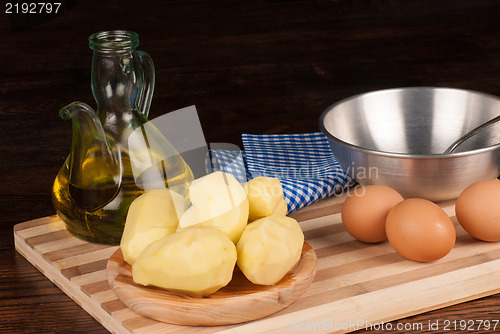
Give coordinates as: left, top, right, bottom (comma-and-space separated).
319, 87, 500, 201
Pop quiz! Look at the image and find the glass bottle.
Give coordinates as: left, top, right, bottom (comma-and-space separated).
52, 30, 193, 244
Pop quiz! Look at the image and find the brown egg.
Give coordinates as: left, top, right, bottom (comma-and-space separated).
455, 179, 500, 242
341, 185, 404, 243
386, 198, 456, 262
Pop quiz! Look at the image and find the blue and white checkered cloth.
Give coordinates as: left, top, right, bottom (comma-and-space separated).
206, 149, 251, 184
206, 132, 354, 214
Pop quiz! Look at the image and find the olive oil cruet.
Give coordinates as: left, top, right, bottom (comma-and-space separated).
52, 30, 193, 244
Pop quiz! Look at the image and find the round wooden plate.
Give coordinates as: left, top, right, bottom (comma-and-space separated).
107, 242, 317, 326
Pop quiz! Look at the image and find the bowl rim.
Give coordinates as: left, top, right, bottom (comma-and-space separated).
319, 86, 500, 159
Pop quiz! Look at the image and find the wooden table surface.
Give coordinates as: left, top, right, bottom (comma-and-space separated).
1, 0, 500, 333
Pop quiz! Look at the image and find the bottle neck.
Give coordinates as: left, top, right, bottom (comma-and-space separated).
91, 51, 138, 112
89, 30, 139, 54
88, 30, 151, 145
89, 31, 144, 123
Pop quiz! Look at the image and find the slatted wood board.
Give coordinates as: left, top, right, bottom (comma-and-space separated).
14, 193, 500, 334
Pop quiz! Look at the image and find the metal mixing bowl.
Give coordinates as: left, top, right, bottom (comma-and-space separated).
319, 87, 500, 201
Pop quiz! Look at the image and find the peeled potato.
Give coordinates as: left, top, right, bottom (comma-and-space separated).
236, 214, 304, 285
178, 200, 249, 243
246, 176, 288, 221
189, 171, 247, 218
132, 227, 237, 296
273, 198, 288, 216
177, 171, 249, 243
120, 189, 187, 265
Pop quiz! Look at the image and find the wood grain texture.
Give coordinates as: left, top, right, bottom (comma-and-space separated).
13, 194, 500, 333
107, 244, 317, 326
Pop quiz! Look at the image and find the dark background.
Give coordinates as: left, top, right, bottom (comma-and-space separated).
1, 0, 500, 333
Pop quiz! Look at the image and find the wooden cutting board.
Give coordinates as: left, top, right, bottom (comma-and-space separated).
14, 192, 500, 334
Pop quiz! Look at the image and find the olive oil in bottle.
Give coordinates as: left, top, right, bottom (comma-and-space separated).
52, 155, 143, 244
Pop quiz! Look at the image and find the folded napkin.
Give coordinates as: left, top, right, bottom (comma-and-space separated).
207, 132, 354, 214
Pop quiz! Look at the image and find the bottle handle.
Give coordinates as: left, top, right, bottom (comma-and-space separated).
135, 50, 155, 118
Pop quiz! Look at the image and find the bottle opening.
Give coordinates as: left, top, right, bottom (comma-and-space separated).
89, 30, 139, 53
